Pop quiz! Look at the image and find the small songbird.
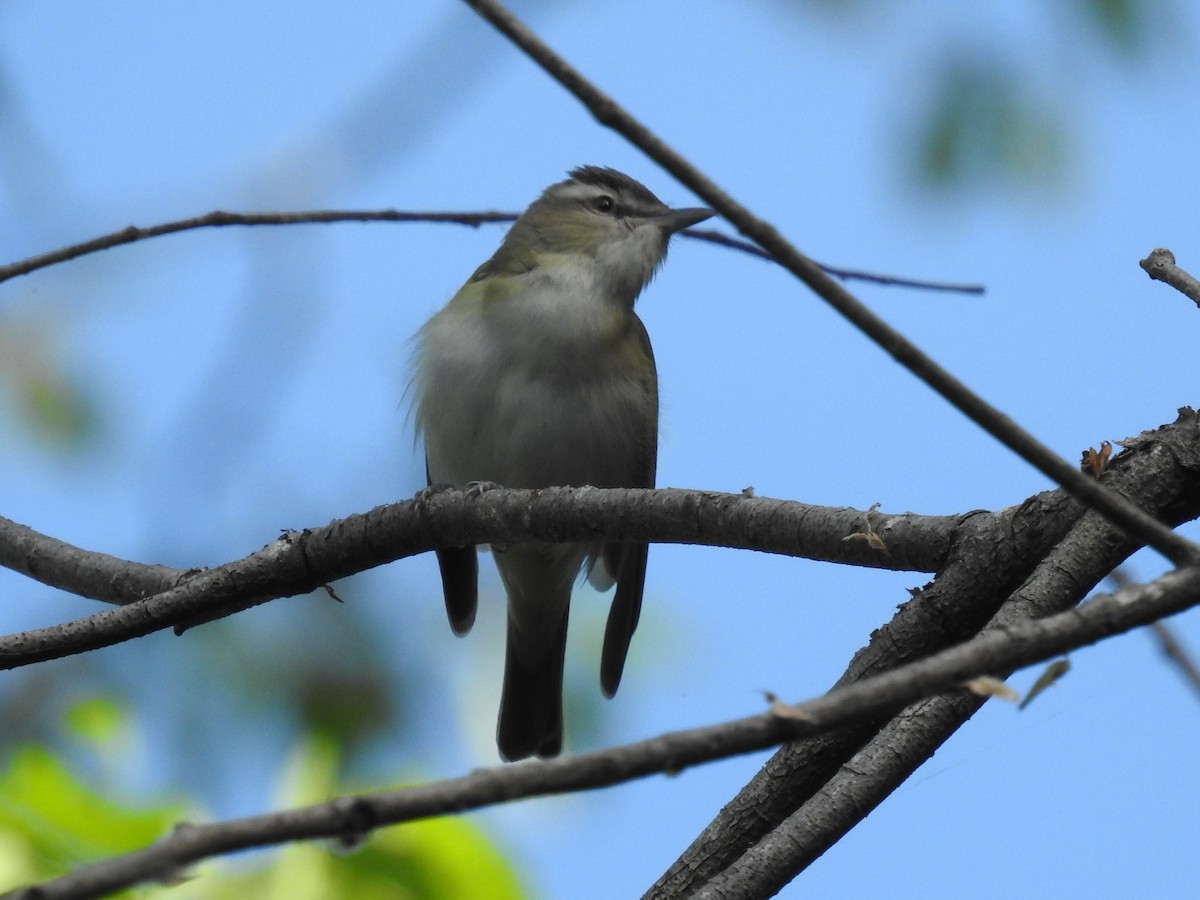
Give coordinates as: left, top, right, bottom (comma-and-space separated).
413, 166, 712, 761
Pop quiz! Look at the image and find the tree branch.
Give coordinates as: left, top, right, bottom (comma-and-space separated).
689, 457, 1181, 897
684, 229, 985, 294
0, 490, 957, 668
0, 517, 185, 606
9, 413, 1194, 895
1140, 247, 1200, 309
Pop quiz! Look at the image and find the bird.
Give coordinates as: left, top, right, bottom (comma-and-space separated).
412, 166, 712, 761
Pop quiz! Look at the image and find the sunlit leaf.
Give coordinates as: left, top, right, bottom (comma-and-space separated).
0, 745, 186, 892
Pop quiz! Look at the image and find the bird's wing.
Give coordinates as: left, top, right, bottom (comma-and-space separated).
427, 458, 478, 635
599, 313, 658, 697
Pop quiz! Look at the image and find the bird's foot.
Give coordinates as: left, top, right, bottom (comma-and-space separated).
464, 480, 501, 499
415, 482, 457, 507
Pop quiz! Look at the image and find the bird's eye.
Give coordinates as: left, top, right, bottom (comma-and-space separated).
590, 195, 616, 214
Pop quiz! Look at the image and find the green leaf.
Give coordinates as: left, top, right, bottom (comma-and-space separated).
0, 745, 187, 893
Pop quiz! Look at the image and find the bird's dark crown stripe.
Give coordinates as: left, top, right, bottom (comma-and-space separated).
568, 165, 662, 208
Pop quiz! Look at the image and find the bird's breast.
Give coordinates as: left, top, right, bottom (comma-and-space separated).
417, 279, 654, 491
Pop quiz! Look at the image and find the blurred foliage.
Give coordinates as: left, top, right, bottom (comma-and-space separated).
909, 0, 1178, 190
0, 698, 188, 895
0, 318, 97, 452
0, 584, 418, 802
207, 735, 526, 900
187, 593, 413, 764
1080, 0, 1159, 56
0, 700, 526, 899
915, 56, 1066, 192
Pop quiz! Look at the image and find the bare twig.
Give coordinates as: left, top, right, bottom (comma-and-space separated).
1140, 247, 1200, 309
462, 0, 1199, 567
1148, 621, 1200, 701
0, 209, 982, 295
685, 228, 985, 294
1110, 567, 1200, 701
0, 210, 515, 284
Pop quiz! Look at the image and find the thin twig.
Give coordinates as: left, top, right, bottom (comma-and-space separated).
461, 0, 1199, 567
1110, 567, 1200, 701
0, 210, 514, 284
0, 209, 983, 295
685, 228, 985, 293
1148, 621, 1200, 700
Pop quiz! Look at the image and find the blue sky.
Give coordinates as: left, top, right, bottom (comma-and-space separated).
2, 2, 1199, 898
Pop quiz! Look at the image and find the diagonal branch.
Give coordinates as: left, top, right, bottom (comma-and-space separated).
688, 459, 1186, 898
1110, 567, 1200, 701
462, 0, 1199, 568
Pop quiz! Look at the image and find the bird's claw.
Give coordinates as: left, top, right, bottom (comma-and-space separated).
465, 480, 500, 499
415, 482, 456, 507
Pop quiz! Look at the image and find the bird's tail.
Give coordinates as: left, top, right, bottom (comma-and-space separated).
495, 546, 579, 761
497, 604, 569, 761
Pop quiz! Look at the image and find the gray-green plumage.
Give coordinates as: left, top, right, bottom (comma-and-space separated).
413, 166, 712, 761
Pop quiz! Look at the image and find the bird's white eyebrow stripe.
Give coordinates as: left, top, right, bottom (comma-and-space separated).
553, 182, 603, 201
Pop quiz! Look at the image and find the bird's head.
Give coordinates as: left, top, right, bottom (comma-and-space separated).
474, 166, 713, 305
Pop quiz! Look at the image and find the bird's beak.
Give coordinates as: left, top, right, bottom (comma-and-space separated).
655, 207, 715, 233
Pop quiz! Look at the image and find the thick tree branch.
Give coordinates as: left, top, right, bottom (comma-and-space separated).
649, 490, 1075, 895
8, 412, 1195, 898
0, 490, 957, 668
462, 0, 1199, 567
0, 517, 185, 606
5, 408, 1195, 685
650, 408, 1200, 896
695, 570, 1200, 900
690, 455, 1186, 898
